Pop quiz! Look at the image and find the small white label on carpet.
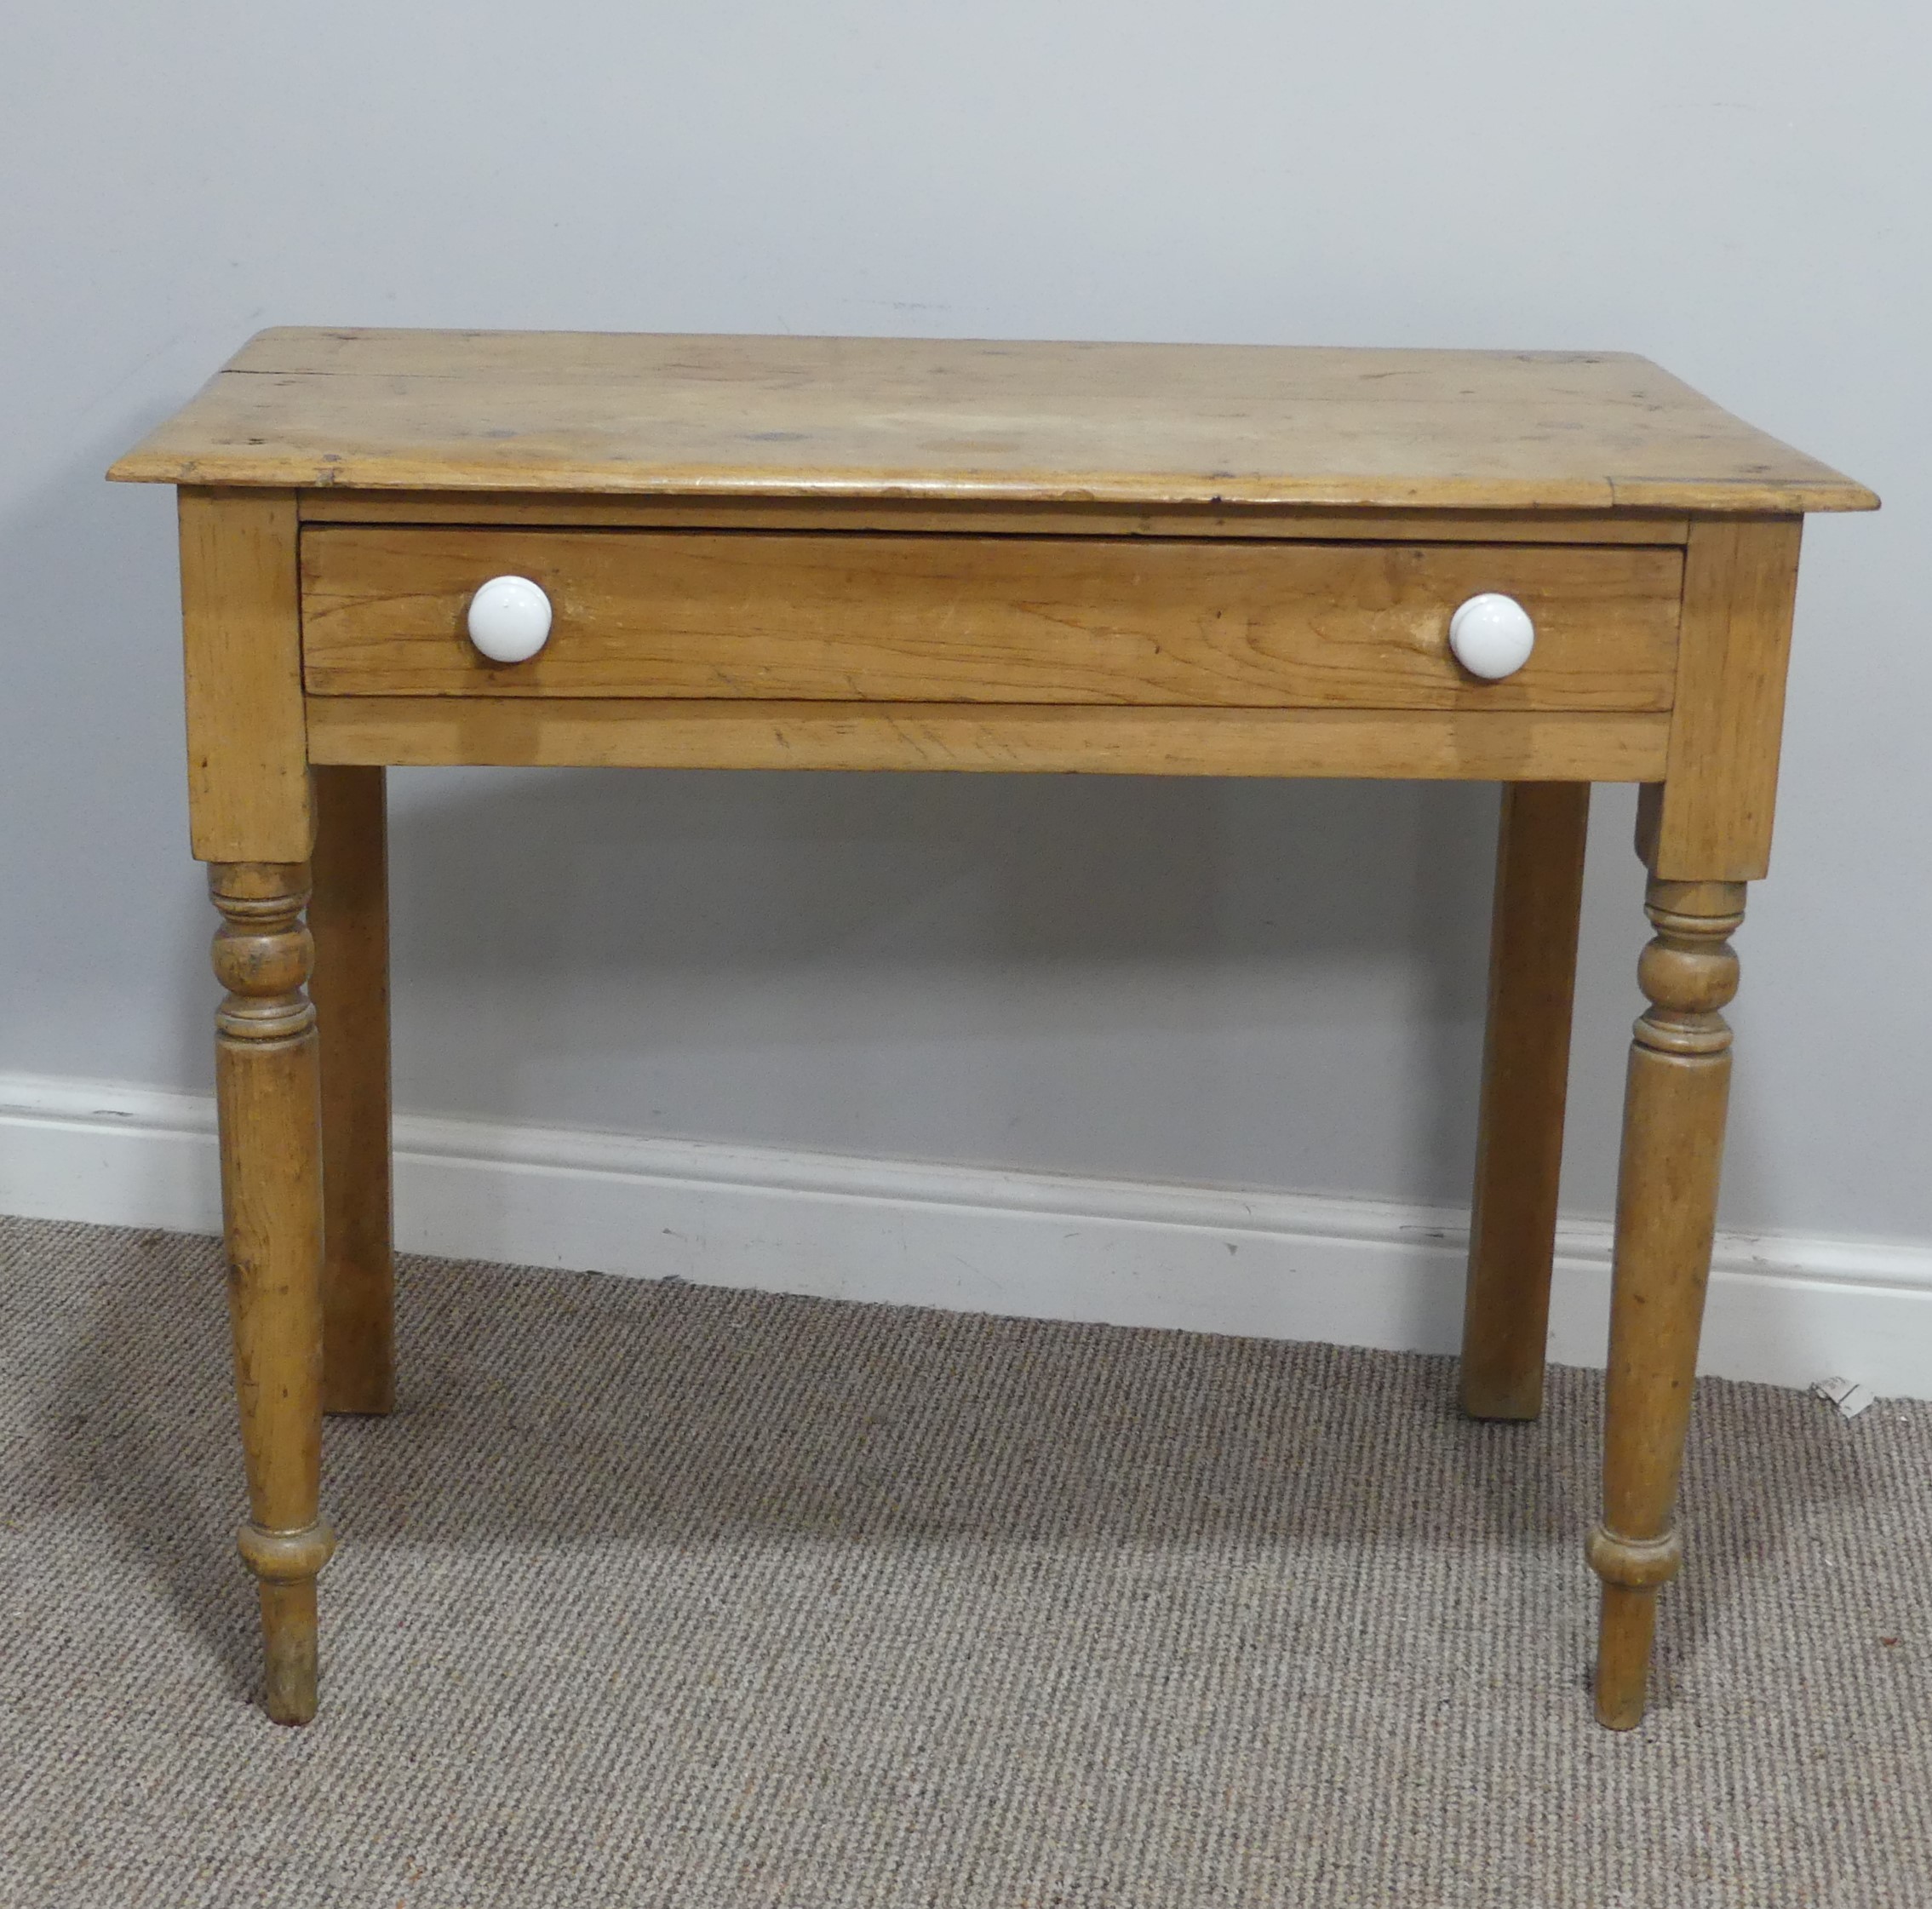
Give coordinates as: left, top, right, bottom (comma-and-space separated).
1813, 1375, 1878, 1419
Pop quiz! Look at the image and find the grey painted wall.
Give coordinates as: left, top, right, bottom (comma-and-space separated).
2, 2, 1924, 1238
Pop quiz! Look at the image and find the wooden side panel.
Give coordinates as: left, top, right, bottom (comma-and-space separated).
301, 528, 1683, 712
304, 696, 1669, 782
1649, 517, 1803, 880
179, 488, 312, 862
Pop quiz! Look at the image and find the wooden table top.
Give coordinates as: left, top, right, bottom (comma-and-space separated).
110, 327, 1875, 515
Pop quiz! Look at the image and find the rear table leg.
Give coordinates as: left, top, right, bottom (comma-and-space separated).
311, 765, 395, 1416
1459, 782, 1590, 1420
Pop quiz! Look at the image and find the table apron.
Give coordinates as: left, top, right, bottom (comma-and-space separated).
302, 696, 1669, 780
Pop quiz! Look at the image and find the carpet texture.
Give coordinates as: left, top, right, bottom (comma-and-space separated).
2, 1213, 1928, 1906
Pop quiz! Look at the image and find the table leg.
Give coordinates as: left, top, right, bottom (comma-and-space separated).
210, 861, 335, 1724
1459, 782, 1590, 1419
311, 765, 396, 1415
1587, 875, 1743, 1728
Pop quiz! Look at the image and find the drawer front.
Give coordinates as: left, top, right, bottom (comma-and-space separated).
301, 527, 1681, 709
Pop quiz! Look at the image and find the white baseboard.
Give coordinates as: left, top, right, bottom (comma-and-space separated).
3, 1069, 1929, 1399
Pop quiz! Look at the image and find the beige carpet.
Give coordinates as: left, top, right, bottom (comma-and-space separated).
2, 1215, 1927, 1906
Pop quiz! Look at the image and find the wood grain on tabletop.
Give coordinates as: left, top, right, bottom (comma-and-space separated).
110, 330, 1878, 514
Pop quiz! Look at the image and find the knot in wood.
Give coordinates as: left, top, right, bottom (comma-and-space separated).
211, 914, 314, 1041
211, 921, 314, 998
1633, 884, 1741, 1059
236, 1520, 336, 1585
1585, 1524, 1683, 1590
1637, 934, 1739, 1016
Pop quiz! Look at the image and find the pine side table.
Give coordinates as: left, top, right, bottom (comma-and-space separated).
110, 330, 1875, 1728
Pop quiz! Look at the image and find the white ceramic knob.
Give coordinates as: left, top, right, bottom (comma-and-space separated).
1448, 593, 1535, 680
466, 575, 553, 663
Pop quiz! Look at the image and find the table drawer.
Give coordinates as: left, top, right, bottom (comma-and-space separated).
300, 527, 1681, 709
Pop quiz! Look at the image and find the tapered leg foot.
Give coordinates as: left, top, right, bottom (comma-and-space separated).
1586, 877, 1742, 1729
1460, 783, 1590, 1421
259, 1584, 320, 1725
239, 1522, 337, 1724
1587, 1526, 1681, 1727
212, 862, 333, 1723
1592, 1584, 1658, 1730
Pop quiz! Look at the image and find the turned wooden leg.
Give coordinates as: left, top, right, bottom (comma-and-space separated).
311, 765, 395, 1415
1588, 875, 1742, 1729
1460, 782, 1590, 1419
211, 862, 335, 1724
